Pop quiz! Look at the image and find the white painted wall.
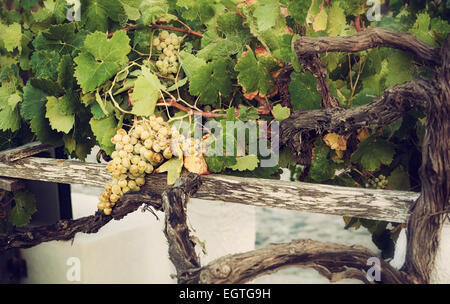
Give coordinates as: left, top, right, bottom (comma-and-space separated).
390, 224, 450, 283
21, 147, 256, 283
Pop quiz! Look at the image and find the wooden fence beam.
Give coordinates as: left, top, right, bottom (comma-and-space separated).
0, 156, 419, 223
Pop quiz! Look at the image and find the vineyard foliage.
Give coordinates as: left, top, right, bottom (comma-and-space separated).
0, 0, 449, 257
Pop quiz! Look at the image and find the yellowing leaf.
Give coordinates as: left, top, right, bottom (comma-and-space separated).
323, 133, 347, 151
184, 155, 209, 175
357, 128, 370, 142
228, 155, 259, 171
155, 157, 183, 185
313, 7, 328, 32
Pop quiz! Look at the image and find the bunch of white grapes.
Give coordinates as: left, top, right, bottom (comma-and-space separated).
368, 175, 388, 189
97, 115, 176, 215
153, 30, 183, 79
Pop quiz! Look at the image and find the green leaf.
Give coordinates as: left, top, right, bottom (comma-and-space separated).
90, 115, 118, 155
130, 68, 163, 116
30, 50, 61, 81
285, 0, 309, 24
80, 0, 127, 32
205, 155, 237, 173
388, 166, 411, 191
74, 31, 131, 93
235, 49, 279, 96
271, 104, 290, 121
176, 0, 216, 23
139, 0, 170, 24
0, 22, 22, 53
384, 51, 414, 87
351, 88, 376, 107
228, 155, 259, 171
0, 84, 21, 132
310, 138, 335, 182
45, 96, 75, 133
63, 134, 77, 154
30, 78, 64, 96
155, 157, 183, 185
58, 54, 75, 90
8, 191, 37, 227
180, 51, 207, 79
313, 6, 328, 32
289, 71, 321, 110
8, 93, 22, 109
254, 0, 281, 31
327, 1, 348, 36
351, 136, 395, 171
189, 58, 233, 105
409, 13, 435, 46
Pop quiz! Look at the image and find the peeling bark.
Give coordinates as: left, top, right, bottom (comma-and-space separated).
403, 37, 450, 283
294, 27, 441, 67
280, 79, 436, 164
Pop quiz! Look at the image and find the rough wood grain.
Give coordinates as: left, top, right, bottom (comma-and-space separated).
0, 156, 419, 223
0, 141, 52, 162
280, 79, 436, 164
403, 37, 450, 283
0, 177, 25, 192
180, 239, 410, 284
162, 174, 202, 280
0, 189, 161, 251
294, 27, 441, 67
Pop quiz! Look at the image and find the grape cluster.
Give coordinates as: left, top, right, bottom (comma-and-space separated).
153, 31, 182, 79
369, 175, 388, 189
98, 115, 175, 215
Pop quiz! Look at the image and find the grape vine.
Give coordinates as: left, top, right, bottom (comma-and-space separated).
0, 0, 448, 259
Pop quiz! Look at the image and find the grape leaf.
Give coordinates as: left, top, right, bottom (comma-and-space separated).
80, 0, 127, 32
58, 54, 75, 90
179, 51, 207, 79
189, 58, 233, 105
30, 78, 64, 96
384, 51, 414, 87
89, 115, 118, 155
0, 22, 22, 53
139, 0, 171, 24
45, 96, 75, 133
8, 191, 37, 227
228, 155, 259, 171
253, 0, 281, 31
351, 136, 395, 171
155, 157, 183, 185
310, 138, 335, 182
323, 133, 347, 151
388, 166, 410, 191
176, 0, 216, 23
351, 88, 376, 107
0, 84, 21, 132
271, 104, 290, 121
409, 13, 435, 46
285, 0, 309, 24
327, 1, 348, 36
289, 71, 321, 110
30, 50, 61, 81
74, 31, 131, 93
205, 155, 237, 173
130, 68, 163, 116
313, 6, 328, 32
235, 49, 279, 96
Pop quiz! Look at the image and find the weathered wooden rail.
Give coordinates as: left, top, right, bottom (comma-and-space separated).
0, 150, 419, 224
